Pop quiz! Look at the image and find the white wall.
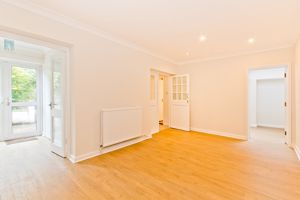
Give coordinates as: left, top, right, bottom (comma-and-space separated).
0, 3, 175, 157
248, 67, 285, 128
256, 79, 285, 128
176, 48, 293, 139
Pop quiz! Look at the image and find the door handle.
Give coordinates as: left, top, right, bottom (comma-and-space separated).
49, 102, 57, 109
6, 98, 10, 106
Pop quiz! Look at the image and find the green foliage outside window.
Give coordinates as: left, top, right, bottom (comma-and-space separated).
12, 66, 37, 103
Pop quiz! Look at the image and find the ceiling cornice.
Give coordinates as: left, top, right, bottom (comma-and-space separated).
1, 0, 178, 65
177, 45, 294, 65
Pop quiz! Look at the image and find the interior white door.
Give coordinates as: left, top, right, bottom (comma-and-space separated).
0, 61, 9, 141
158, 76, 164, 122
283, 69, 290, 145
163, 76, 169, 126
50, 58, 66, 157
149, 71, 159, 134
170, 74, 190, 131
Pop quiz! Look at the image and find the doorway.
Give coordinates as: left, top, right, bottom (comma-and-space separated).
248, 66, 291, 145
158, 74, 169, 131
0, 61, 41, 141
150, 70, 190, 134
0, 34, 69, 158
150, 70, 170, 133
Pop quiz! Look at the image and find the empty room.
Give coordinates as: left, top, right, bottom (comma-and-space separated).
1, 0, 300, 199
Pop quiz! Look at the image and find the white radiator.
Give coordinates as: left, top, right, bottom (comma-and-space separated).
101, 107, 143, 147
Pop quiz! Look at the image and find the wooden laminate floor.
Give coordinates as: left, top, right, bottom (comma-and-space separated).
1, 129, 300, 200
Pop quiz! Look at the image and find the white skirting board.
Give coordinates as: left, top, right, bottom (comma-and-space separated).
191, 127, 247, 140
101, 135, 151, 154
69, 135, 151, 163
256, 124, 285, 129
69, 151, 102, 163
294, 145, 300, 161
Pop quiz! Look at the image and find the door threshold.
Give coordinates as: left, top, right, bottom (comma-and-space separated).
4, 136, 39, 145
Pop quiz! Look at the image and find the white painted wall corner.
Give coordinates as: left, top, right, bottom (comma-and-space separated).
294, 145, 300, 160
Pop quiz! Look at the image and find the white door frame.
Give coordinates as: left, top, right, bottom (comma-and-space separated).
0, 30, 72, 158
247, 64, 292, 147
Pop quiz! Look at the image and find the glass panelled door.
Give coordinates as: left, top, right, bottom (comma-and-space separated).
170, 74, 190, 131
0, 61, 41, 140
50, 58, 66, 157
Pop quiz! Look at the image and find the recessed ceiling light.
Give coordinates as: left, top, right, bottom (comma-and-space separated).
185, 52, 190, 56
248, 38, 255, 44
199, 35, 207, 42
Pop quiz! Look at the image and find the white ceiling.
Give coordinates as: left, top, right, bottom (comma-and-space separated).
8, 0, 300, 63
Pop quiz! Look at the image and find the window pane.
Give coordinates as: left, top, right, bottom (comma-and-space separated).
12, 106, 37, 134
173, 77, 176, 85
182, 85, 187, 93
53, 71, 62, 108
177, 77, 182, 85
173, 93, 176, 100
183, 93, 187, 100
182, 76, 187, 85
12, 66, 37, 103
